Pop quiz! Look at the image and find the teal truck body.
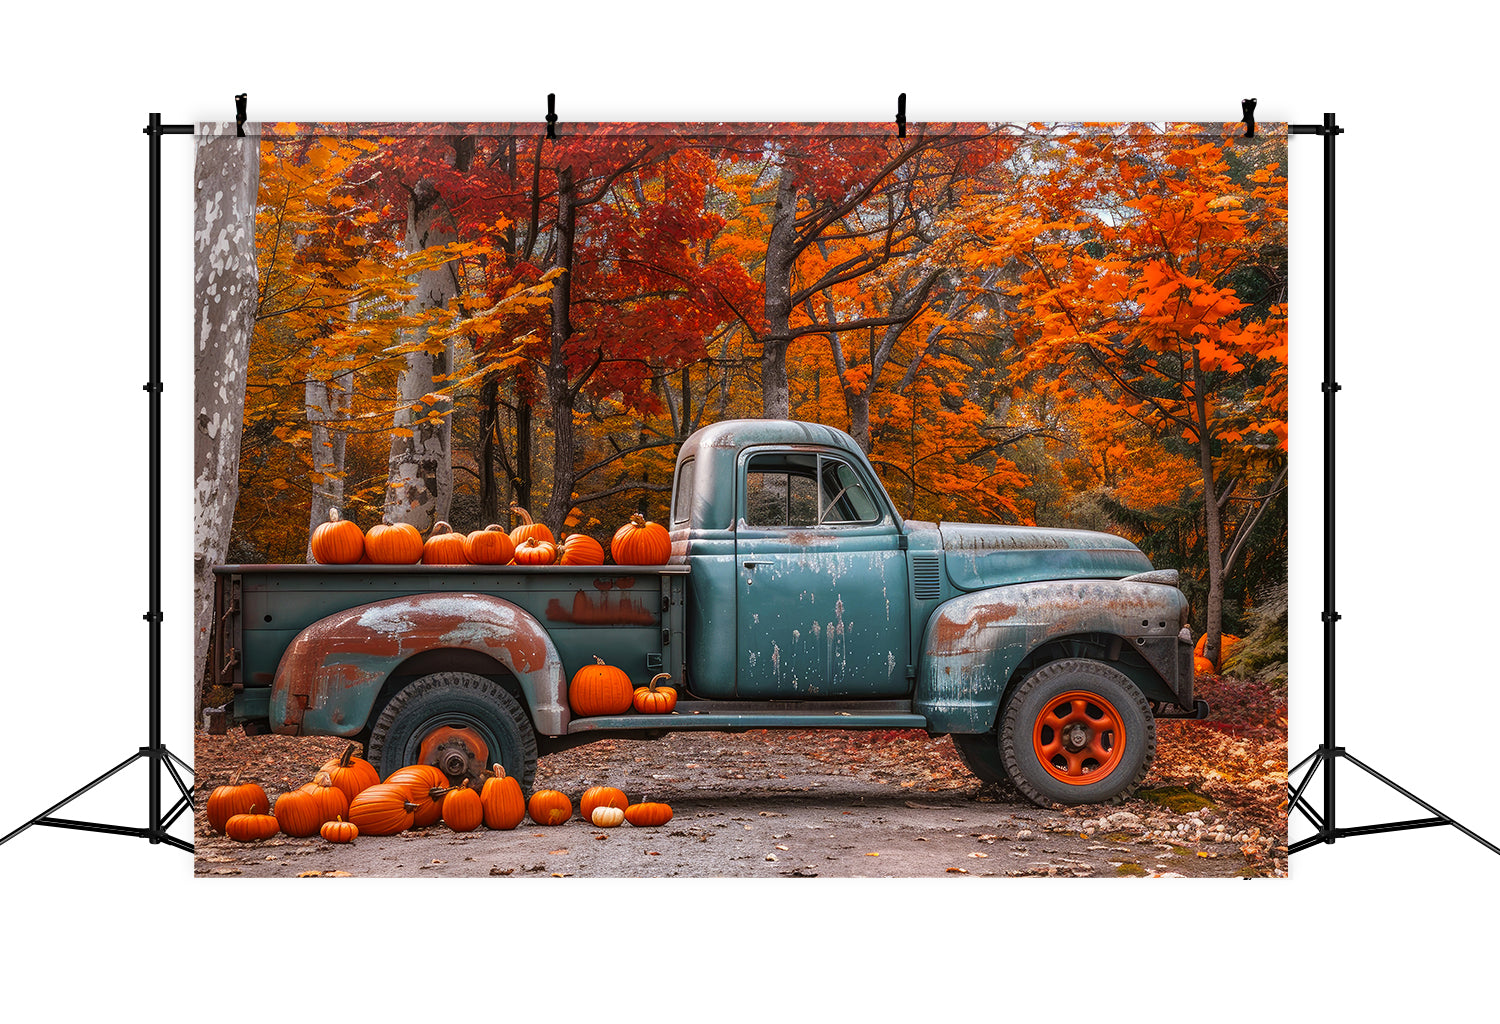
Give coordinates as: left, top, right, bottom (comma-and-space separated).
213, 419, 1201, 807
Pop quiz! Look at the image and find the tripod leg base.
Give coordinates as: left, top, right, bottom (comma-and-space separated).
0, 746, 195, 853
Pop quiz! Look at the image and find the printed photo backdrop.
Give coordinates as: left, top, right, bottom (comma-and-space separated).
193, 121, 1289, 877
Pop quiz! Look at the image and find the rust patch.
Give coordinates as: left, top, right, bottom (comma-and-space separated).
547, 590, 658, 626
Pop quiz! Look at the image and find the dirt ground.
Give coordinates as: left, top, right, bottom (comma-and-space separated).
194, 725, 1286, 878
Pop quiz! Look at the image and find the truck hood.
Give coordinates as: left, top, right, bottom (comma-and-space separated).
938, 523, 1154, 592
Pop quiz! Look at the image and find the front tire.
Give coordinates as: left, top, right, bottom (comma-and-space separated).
999, 659, 1154, 807
367, 672, 538, 793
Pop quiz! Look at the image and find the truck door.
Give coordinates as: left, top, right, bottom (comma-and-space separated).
735, 448, 910, 698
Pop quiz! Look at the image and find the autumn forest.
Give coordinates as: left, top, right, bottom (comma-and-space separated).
234, 122, 1289, 669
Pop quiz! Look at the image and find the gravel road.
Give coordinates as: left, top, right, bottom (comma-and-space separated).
195, 731, 1281, 878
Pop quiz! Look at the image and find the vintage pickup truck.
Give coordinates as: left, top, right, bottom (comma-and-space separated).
212, 419, 1203, 808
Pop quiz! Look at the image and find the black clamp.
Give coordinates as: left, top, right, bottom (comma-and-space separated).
236, 93, 248, 138
896, 93, 907, 138
1321, 381, 1342, 393
1322, 611, 1342, 623
546, 93, 558, 140
1241, 97, 1257, 138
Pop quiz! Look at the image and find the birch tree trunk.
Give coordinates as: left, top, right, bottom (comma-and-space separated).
385, 177, 458, 530
306, 360, 352, 557
761, 167, 799, 419
193, 124, 258, 702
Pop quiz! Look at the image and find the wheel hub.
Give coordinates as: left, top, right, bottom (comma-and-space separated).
1061, 723, 1091, 753
417, 725, 489, 785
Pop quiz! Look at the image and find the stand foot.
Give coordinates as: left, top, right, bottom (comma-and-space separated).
1287, 746, 1500, 857
0, 746, 195, 852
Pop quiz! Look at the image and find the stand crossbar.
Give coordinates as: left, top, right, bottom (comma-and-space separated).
0, 114, 196, 856
1287, 114, 1496, 858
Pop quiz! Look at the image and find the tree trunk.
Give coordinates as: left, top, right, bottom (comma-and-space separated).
306, 360, 352, 556
193, 124, 258, 704
542, 166, 579, 536
761, 167, 798, 419
1192, 348, 1226, 667
385, 177, 458, 529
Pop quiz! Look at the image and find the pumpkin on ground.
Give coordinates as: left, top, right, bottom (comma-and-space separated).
624, 802, 673, 827
632, 673, 678, 714
206, 771, 271, 834
580, 786, 629, 822
481, 764, 526, 830
442, 781, 484, 833
569, 656, 634, 716
298, 771, 350, 826
508, 506, 555, 548
1194, 655, 1216, 677
527, 789, 573, 826
591, 806, 625, 828
317, 744, 381, 805
557, 533, 605, 566
465, 525, 516, 565
310, 508, 364, 565
512, 536, 556, 566
348, 784, 419, 836
611, 513, 671, 565
364, 522, 424, 564
422, 521, 470, 565
274, 788, 324, 838
384, 765, 450, 828
225, 807, 280, 843
320, 817, 359, 844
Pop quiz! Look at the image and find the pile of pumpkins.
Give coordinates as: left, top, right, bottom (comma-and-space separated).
1193, 633, 1242, 677
206, 743, 672, 845
310, 505, 671, 568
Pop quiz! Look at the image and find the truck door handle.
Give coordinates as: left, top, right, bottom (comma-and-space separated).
743, 559, 774, 569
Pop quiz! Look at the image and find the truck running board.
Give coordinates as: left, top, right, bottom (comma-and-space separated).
568, 704, 929, 735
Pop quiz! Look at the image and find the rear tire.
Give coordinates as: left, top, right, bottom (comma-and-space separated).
999, 659, 1154, 807
367, 672, 538, 793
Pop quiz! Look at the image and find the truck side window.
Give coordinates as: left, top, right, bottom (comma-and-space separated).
672, 458, 694, 526
745, 453, 819, 527
743, 452, 881, 527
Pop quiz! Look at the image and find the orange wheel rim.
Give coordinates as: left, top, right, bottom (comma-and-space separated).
1031, 689, 1126, 785
417, 725, 489, 782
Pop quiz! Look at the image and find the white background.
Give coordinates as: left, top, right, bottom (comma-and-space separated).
2, 1, 1495, 1018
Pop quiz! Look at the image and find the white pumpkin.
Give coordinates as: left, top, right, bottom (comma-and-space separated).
591, 805, 626, 828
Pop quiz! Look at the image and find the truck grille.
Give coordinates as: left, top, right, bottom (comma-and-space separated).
911, 555, 942, 600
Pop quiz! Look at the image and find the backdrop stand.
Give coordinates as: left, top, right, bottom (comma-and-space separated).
1286, 113, 1498, 857
0, 113, 195, 854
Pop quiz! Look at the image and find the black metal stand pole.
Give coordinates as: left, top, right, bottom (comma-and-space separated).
0, 113, 196, 854
1287, 113, 1497, 858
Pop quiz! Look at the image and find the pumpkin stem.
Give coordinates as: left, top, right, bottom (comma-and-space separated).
314, 771, 333, 788
510, 505, 535, 526
431, 520, 454, 536
328, 508, 343, 522
649, 673, 672, 691
484, 524, 506, 533
631, 513, 647, 527
593, 655, 606, 666
338, 743, 356, 768
491, 762, 507, 780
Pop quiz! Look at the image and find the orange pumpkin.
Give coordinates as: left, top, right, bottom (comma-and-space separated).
206, 772, 271, 834
298, 771, 351, 826
320, 817, 359, 843
481, 764, 526, 830
569, 656, 634, 717
624, 802, 673, 827
465, 525, 516, 565
512, 536, 556, 566
441, 781, 484, 833
225, 806, 280, 842
611, 513, 671, 565
422, 521, 469, 565
317, 743, 381, 805
632, 673, 678, 714
527, 789, 573, 826
348, 783, 419, 836
509, 505, 555, 548
274, 788, 323, 838
365, 521, 424, 564
557, 533, 605, 566
1194, 655, 1216, 677
580, 786, 629, 822
310, 508, 364, 564
384, 765, 449, 828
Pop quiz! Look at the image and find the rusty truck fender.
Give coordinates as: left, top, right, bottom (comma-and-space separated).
914, 578, 1192, 734
269, 593, 570, 738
